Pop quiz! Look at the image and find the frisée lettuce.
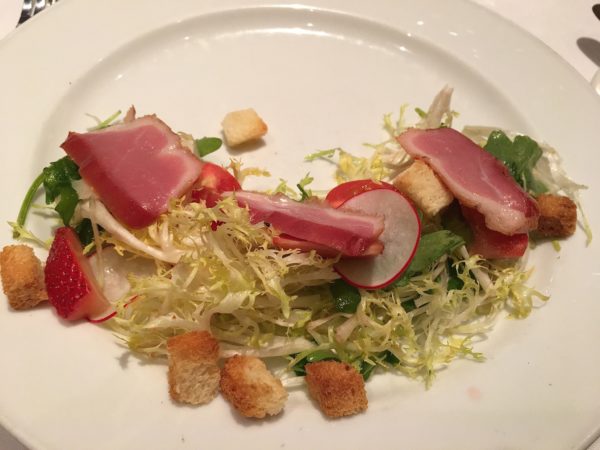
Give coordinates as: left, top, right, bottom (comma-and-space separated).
104, 195, 546, 386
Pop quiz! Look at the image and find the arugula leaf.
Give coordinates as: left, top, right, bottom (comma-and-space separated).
15, 156, 82, 235
484, 130, 547, 195
74, 219, 95, 247
54, 185, 79, 225
447, 275, 464, 291
406, 230, 465, 274
446, 259, 464, 291
42, 157, 81, 225
292, 350, 339, 376
360, 361, 376, 381
401, 299, 416, 312
382, 350, 400, 365
42, 157, 81, 203
194, 137, 222, 157
330, 279, 362, 313
390, 230, 465, 288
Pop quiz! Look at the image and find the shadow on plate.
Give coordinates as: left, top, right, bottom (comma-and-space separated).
223, 137, 267, 155
576, 37, 600, 67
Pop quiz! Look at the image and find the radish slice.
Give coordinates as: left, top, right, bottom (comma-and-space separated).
334, 188, 421, 289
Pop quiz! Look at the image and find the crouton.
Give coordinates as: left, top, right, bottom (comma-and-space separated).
0, 245, 47, 310
305, 361, 367, 418
393, 160, 454, 217
167, 330, 220, 405
220, 355, 288, 418
221, 108, 268, 147
535, 194, 577, 238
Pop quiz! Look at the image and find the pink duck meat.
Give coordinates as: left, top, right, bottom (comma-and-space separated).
272, 233, 384, 258
61, 115, 203, 229
232, 191, 384, 257
397, 128, 539, 235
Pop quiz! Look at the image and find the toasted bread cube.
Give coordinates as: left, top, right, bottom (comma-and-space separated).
536, 194, 577, 238
305, 361, 367, 418
220, 355, 288, 418
221, 108, 268, 147
393, 160, 454, 217
0, 245, 47, 310
167, 330, 220, 405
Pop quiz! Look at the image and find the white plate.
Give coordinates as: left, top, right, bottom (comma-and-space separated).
0, 0, 21, 40
1, 1, 599, 449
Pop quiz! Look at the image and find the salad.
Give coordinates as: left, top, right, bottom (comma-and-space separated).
0, 87, 590, 419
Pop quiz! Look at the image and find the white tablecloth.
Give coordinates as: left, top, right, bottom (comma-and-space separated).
0, 1, 598, 448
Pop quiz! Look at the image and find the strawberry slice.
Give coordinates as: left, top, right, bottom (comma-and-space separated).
44, 227, 113, 321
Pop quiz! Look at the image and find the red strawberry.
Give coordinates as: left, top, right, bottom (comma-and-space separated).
44, 227, 113, 321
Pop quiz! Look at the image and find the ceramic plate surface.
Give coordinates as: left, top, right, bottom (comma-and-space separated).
0, 1, 599, 449
0, 0, 21, 39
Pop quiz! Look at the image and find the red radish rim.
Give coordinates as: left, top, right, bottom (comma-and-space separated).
86, 294, 138, 324
334, 187, 422, 290
87, 308, 116, 324
325, 179, 396, 208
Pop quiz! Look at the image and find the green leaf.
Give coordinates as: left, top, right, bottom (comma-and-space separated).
382, 350, 400, 365
194, 137, 222, 157
41, 156, 81, 226
447, 277, 463, 291
54, 185, 79, 226
74, 219, 95, 247
330, 279, 362, 313
16, 156, 82, 231
407, 230, 465, 274
484, 130, 546, 194
42, 157, 81, 204
360, 361, 376, 381
388, 230, 465, 289
446, 259, 464, 291
401, 299, 416, 312
528, 177, 548, 196
292, 350, 339, 376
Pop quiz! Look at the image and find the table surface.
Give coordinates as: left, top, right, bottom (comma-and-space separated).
0, 1, 598, 449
